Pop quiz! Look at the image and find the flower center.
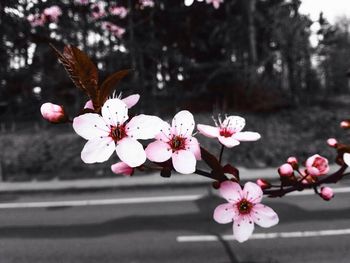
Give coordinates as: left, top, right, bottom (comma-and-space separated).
313, 157, 326, 170
219, 128, 234, 138
236, 199, 253, 215
169, 135, 186, 151
109, 125, 127, 142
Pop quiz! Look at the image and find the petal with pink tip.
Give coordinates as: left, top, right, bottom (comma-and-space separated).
81, 137, 115, 164
218, 136, 240, 148
243, 182, 263, 204
101, 98, 128, 126
213, 203, 238, 224
233, 215, 254, 243
344, 153, 350, 166
84, 100, 94, 110
233, 132, 261, 141
172, 110, 195, 137
122, 94, 140, 108
222, 116, 246, 132
126, 114, 163, 140
172, 150, 196, 174
219, 181, 243, 203
186, 137, 201, 160
111, 162, 133, 176
197, 124, 220, 138
155, 121, 172, 142
73, 113, 109, 140
145, 141, 172, 162
252, 204, 279, 228
116, 138, 146, 167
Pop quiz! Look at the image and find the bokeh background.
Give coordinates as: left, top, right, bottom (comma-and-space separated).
1, 0, 350, 181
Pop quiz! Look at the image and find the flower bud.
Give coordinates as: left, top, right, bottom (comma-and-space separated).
287, 156, 298, 169
256, 178, 271, 189
111, 162, 134, 176
320, 186, 334, 201
327, 138, 338, 148
305, 154, 329, 176
278, 163, 294, 177
40, 102, 68, 123
340, 120, 350, 129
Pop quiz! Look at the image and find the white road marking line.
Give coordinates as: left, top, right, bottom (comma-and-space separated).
177, 228, 350, 242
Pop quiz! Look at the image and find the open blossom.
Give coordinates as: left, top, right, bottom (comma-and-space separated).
206, 0, 224, 9
111, 162, 134, 176
73, 98, 162, 167
214, 181, 279, 243
40, 102, 67, 123
91, 2, 106, 19
43, 6, 62, 23
145, 110, 201, 174
305, 154, 329, 176
84, 93, 140, 110
197, 115, 260, 148
109, 5, 128, 18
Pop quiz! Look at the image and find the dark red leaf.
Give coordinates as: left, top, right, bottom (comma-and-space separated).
223, 164, 240, 181
200, 147, 225, 179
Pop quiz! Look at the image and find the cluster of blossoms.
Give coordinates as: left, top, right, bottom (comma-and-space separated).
27, 6, 62, 27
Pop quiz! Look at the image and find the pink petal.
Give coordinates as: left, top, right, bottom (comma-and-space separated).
233, 132, 261, 142
243, 182, 263, 204
222, 116, 246, 132
197, 124, 220, 138
84, 100, 94, 110
81, 137, 115, 164
111, 162, 133, 176
233, 215, 254, 243
218, 136, 240, 148
171, 110, 195, 137
307, 166, 320, 176
344, 153, 350, 166
213, 203, 237, 224
73, 113, 109, 140
219, 181, 243, 203
126, 114, 163, 140
155, 121, 172, 142
252, 204, 279, 228
101, 98, 128, 126
116, 138, 146, 167
186, 137, 201, 160
122, 94, 140, 109
172, 150, 196, 174
145, 141, 172, 162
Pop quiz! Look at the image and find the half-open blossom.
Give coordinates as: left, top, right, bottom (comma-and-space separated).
111, 162, 134, 176
145, 110, 201, 174
109, 5, 128, 18
320, 186, 334, 201
206, 0, 224, 9
305, 154, 329, 176
214, 181, 279, 243
197, 115, 260, 148
40, 102, 67, 123
73, 98, 162, 167
43, 6, 62, 23
84, 94, 140, 110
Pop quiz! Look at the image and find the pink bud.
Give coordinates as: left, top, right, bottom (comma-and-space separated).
320, 186, 334, 201
327, 138, 338, 148
40, 102, 67, 123
340, 120, 350, 129
256, 179, 271, 189
278, 163, 294, 177
305, 154, 329, 176
287, 157, 297, 165
111, 162, 134, 176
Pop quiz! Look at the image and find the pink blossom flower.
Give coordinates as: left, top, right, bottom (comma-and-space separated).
278, 163, 294, 177
206, 0, 224, 9
73, 98, 162, 167
256, 179, 270, 190
109, 5, 128, 18
91, 2, 106, 19
327, 138, 338, 148
214, 181, 279, 243
140, 0, 155, 8
344, 153, 350, 166
27, 14, 46, 27
320, 186, 334, 201
40, 102, 67, 123
305, 154, 329, 176
197, 115, 260, 148
111, 162, 134, 176
43, 6, 62, 23
102, 22, 125, 38
145, 110, 201, 174
84, 94, 140, 110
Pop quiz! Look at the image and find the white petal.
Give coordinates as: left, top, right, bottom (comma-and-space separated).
101, 98, 128, 126
252, 204, 279, 228
233, 132, 261, 142
222, 116, 245, 132
218, 136, 240, 148
116, 138, 146, 167
155, 121, 172, 142
197, 124, 219, 138
172, 150, 196, 174
145, 141, 172, 162
213, 203, 237, 224
126, 115, 163, 140
81, 137, 115, 164
243, 182, 263, 204
122, 94, 140, 109
219, 181, 243, 203
172, 110, 195, 136
73, 113, 109, 140
233, 215, 254, 243
186, 137, 201, 160
344, 153, 350, 166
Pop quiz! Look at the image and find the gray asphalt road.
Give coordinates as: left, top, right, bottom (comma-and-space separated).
0, 184, 350, 263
